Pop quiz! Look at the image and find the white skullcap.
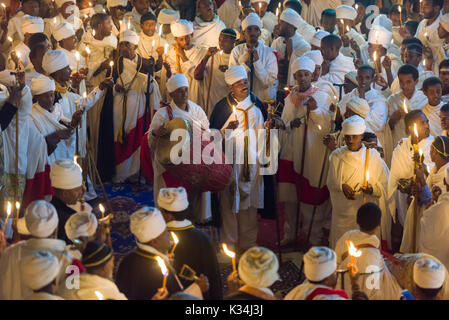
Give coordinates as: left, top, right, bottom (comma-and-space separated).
441, 14, 449, 33
25, 200, 59, 238
119, 30, 139, 45
291, 56, 315, 74
21, 15, 44, 35
42, 50, 70, 75
167, 73, 189, 93
224, 65, 247, 85
157, 187, 189, 212
336, 5, 357, 20
346, 96, 370, 119
311, 30, 330, 48
341, 0, 355, 5
0, 84, 8, 108
158, 9, 180, 25
50, 159, 83, 190
65, 212, 98, 242
250, 0, 269, 3
55, 0, 74, 8
373, 14, 393, 32
342, 115, 366, 135
304, 50, 323, 66
303, 246, 337, 282
130, 207, 166, 243
238, 246, 280, 288
31, 75, 55, 96
53, 22, 75, 42
21, 250, 60, 290
280, 8, 301, 29
0, 70, 16, 87
368, 25, 392, 49
107, 0, 128, 9
171, 19, 194, 37
17, 217, 31, 236
413, 257, 446, 289
242, 12, 263, 31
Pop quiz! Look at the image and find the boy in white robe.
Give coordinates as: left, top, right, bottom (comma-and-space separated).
335, 5, 366, 59
327, 115, 390, 248
439, 60, 449, 104
193, 0, 225, 48
137, 12, 167, 61
251, 0, 276, 34
303, 50, 338, 98
283, 0, 316, 44
422, 77, 444, 138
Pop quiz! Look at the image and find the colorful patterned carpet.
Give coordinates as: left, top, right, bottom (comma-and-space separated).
101, 182, 304, 298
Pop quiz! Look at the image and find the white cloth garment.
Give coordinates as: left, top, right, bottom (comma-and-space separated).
130, 206, 166, 243
320, 53, 356, 98
123, 7, 156, 34
285, 282, 347, 300
217, 0, 240, 28
421, 102, 444, 138
44, 14, 83, 41
193, 15, 226, 48
390, 63, 435, 95
300, 0, 340, 27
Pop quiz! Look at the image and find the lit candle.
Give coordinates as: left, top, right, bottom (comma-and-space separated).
419, 149, 423, 163
346, 240, 362, 273
232, 105, 237, 121
119, 20, 123, 30
372, 51, 378, 73
127, 17, 131, 30
276, 7, 280, 23
413, 123, 419, 154
3, 201, 11, 232
151, 39, 156, 56
75, 51, 80, 72
95, 291, 104, 300
92, 29, 96, 37
155, 256, 169, 290
317, 124, 322, 131
15, 201, 20, 220
109, 61, 114, 78
82, 91, 87, 106
238, 1, 244, 15
15, 51, 21, 71
170, 232, 179, 255
88, 1, 92, 6
366, 171, 370, 183
163, 43, 169, 62
53, 17, 57, 24
355, 3, 358, 10
222, 243, 236, 273
414, 123, 418, 139
7, 36, 12, 44
74, 155, 82, 170
424, 31, 429, 42
398, 6, 403, 25
403, 100, 408, 113
85, 47, 91, 68
258, 2, 262, 17
99, 203, 105, 219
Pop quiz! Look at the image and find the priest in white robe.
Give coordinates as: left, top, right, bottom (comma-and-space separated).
193, 0, 226, 48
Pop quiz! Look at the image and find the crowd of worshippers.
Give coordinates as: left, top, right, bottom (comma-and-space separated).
3, 0, 449, 300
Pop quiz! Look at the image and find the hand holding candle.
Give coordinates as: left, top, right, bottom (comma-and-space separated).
99, 203, 105, 219
156, 256, 169, 290
109, 61, 114, 78
346, 240, 362, 274
222, 243, 236, 273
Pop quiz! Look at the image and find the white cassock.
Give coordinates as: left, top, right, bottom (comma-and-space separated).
421, 102, 444, 138
148, 100, 211, 222
0, 238, 73, 300
229, 41, 278, 101
278, 87, 332, 244
339, 29, 367, 59
166, 45, 209, 107
58, 47, 87, 74
193, 16, 226, 48
320, 53, 356, 98
271, 32, 311, 86
260, 12, 277, 34
296, 15, 316, 44
334, 230, 403, 300
390, 63, 435, 95
123, 7, 156, 33
29, 102, 76, 164
327, 145, 391, 249
313, 78, 338, 99
44, 14, 83, 40
285, 282, 347, 300
383, 90, 428, 166
137, 33, 168, 60
387, 136, 434, 235
420, 189, 449, 271
217, 0, 240, 28
300, 0, 340, 27
25, 68, 44, 89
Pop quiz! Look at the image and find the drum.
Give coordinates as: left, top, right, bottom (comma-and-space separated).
155, 118, 232, 192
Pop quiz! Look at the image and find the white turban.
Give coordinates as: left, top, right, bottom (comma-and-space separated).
346, 96, 370, 119
280, 8, 301, 29
65, 212, 98, 242
304, 50, 323, 66
21, 15, 44, 35
53, 22, 75, 42
0, 69, 18, 87
157, 187, 189, 212
0, 84, 8, 108
107, 0, 128, 9
342, 115, 366, 135
119, 30, 139, 45
224, 65, 247, 85
373, 14, 393, 32
303, 246, 337, 282
368, 25, 392, 49
250, 0, 269, 3
50, 159, 83, 190
25, 200, 59, 238
130, 207, 166, 243
17, 217, 31, 236
20, 250, 61, 290
291, 56, 315, 74
158, 9, 180, 25
238, 246, 279, 288
31, 75, 55, 96
171, 19, 194, 37
55, 0, 74, 8
42, 50, 70, 75
413, 257, 446, 289
241, 12, 263, 31
311, 30, 330, 48
167, 73, 189, 93
336, 5, 357, 20
441, 14, 449, 32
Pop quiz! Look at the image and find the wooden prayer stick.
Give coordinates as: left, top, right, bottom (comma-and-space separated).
205, 54, 214, 114
362, 147, 369, 204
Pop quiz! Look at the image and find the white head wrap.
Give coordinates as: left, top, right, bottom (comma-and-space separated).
291, 56, 315, 74
342, 115, 366, 135
53, 22, 75, 42
280, 8, 301, 29
50, 159, 83, 190
171, 19, 194, 37
238, 247, 279, 288
372, 14, 393, 32
346, 96, 370, 119
167, 73, 189, 93
241, 12, 263, 31
130, 207, 166, 243
441, 14, 449, 33
303, 246, 337, 282
0, 84, 8, 108
107, 0, 128, 9
157, 187, 189, 212
413, 257, 446, 289
65, 212, 98, 242
158, 9, 180, 25
21, 15, 44, 35
20, 250, 60, 290
224, 65, 247, 85
25, 200, 59, 238
42, 50, 70, 75
368, 25, 392, 49
311, 30, 330, 48
31, 75, 55, 96
17, 217, 31, 236
119, 30, 139, 45
0, 70, 16, 87
304, 50, 323, 66
55, 0, 74, 8
336, 5, 357, 20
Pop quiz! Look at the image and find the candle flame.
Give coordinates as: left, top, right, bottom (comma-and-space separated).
373, 51, 377, 62
94, 291, 104, 300
16, 51, 20, 59
15, 201, 20, 210
423, 59, 426, 67
222, 243, 235, 258
278, 2, 281, 8
424, 32, 428, 38
347, 240, 362, 258
85, 47, 91, 55
258, 2, 261, 8
83, 91, 87, 99
155, 256, 169, 277
276, 7, 279, 16
333, 95, 337, 101
346, 25, 350, 32
1, 3, 5, 8
419, 149, 423, 157
414, 123, 418, 138
88, 1, 92, 6
109, 61, 114, 67
99, 203, 105, 214
232, 105, 236, 115
403, 100, 408, 113
284, 86, 289, 91
53, 17, 57, 24
355, 4, 358, 10
164, 43, 169, 55
158, 25, 162, 36
74, 155, 82, 171
92, 29, 96, 36
398, 6, 402, 13
75, 51, 80, 61
317, 124, 322, 131
151, 39, 155, 47
7, 36, 12, 42
6, 201, 11, 217
340, 19, 344, 25
366, 171, 370, 182
171, 231, 179, 245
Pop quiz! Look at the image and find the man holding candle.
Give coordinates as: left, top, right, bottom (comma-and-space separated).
250, 0, 276, 34
107, 0, 128, 37
53, 22, 86, 73
335, 4, 366, 60
193, 0, 226, 48
124, 0, 155, 33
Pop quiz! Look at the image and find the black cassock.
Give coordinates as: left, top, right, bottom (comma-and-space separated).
51, 197, 77, 244
168, 223, 223, 300
115, 248, 183, 300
